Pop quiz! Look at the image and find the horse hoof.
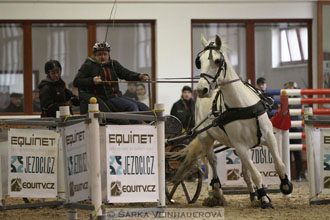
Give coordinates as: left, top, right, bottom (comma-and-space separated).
249, 192, 258, 202
251, 200, 260, 208
280, 180, 293, 195
261, 201, 274, 209
249, 192, 259, 207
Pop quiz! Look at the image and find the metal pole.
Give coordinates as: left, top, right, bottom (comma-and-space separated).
58, 106, 70, 200
155, 104, 166, 217
88, 98, 103, 218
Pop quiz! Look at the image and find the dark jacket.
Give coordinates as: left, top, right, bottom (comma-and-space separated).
39, 78, 75, 117
73, 57, 141, 102
4, 103, 23, 113
170, 98, 195, 131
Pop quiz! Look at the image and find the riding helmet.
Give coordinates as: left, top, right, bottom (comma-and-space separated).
93, 41, 111, 53
44, 60, 62, 74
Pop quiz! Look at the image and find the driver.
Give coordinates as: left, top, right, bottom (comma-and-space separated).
73, 41, 149, 123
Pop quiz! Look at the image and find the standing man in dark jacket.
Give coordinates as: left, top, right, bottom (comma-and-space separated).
170, 86, 195, 132
39, 60, 79, 117
73, 42, 149, 117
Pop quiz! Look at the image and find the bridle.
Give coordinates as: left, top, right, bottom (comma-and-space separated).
195, 42, 227, 89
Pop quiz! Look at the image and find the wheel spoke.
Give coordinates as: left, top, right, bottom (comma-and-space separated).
168, 182, 180, 199
181, 181, 192, 202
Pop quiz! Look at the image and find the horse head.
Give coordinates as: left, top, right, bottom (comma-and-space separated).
196, 34, 225, 98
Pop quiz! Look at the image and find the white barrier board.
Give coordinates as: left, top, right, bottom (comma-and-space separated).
217, 146, 280, 185
63, 122, 88, 203
8, 129, 58, 198
101, 125, 158, 203
320, 128, 330, 193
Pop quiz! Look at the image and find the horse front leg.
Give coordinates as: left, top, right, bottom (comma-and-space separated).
202, 149, 226, 207
241, 163, 258, 207
235, 145, 274, 209
265, 130, 293, 195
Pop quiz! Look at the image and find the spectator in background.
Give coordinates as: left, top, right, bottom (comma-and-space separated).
4, 93, 23, 113
256, 77, 277, 118
171, 86, 195, 132
33, 90, 41, 112
123, 82, 138, 100
136, 83, 149, 107
284, 81, 303, 182
256, 77, 267, 91
39, 60, 79, 117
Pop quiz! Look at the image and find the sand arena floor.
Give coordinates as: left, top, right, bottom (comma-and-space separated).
1, 180, 330, 220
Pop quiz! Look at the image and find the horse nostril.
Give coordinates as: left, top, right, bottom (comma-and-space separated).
203, 88, 208, 95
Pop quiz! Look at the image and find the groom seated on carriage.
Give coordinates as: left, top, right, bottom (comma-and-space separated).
73, 41, 149, 124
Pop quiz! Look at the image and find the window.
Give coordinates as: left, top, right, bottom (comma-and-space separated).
255, 22, 309, 90
0, 24, 24, 113
0, 20, 155, 115
192, 20, 311, 91
280, 27, 308, 64
32, 23, 88, 113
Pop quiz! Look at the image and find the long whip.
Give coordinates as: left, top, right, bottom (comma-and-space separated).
104, 0, 118, 42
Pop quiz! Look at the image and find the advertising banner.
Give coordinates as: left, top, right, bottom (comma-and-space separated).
103, 125, 158, 203
63, 122, 88, 203
320, 128, 330, 194
217, 146, 280, 185
8, 129, 58, 198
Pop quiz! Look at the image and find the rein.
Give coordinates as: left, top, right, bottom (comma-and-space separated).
101, 80, 199, 84
218, 78, 241, 87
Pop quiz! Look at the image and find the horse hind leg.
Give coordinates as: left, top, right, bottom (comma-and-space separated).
264, 131, 293, 195
242, 164, 258, 207
235, 145, 273, 209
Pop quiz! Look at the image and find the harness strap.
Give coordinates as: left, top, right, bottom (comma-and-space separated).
166, 120, 214, 145
213, 100, 266, 147
252, 116, 262, 148
212, 90, 222, 117
214, 100, 266, 126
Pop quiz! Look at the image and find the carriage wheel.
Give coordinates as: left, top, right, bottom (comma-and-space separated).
165, 144, 204, 204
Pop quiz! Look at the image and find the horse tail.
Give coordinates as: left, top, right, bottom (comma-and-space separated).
167, 138, 203, 183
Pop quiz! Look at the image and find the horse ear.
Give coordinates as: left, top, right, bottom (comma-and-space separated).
201, 34, 208, 48
215, 35, 222, 49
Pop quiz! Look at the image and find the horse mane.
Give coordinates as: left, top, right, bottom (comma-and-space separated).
219, 45, 236, 74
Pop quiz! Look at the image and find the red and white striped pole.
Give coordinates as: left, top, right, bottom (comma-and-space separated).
281, 88, 330, 96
